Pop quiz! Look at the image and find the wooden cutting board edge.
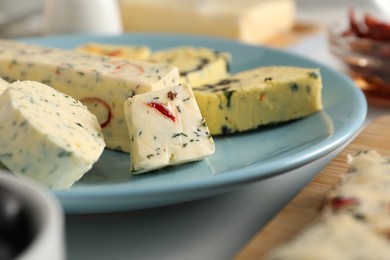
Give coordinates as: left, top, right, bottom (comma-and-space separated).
235, 115, 390, 260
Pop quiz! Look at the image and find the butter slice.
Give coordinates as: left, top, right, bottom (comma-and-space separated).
0, 40, 180, 153
0, 81, 105, 190
124, 83, 215, 174
149, 46, 231, 87
119, 0, 295, 43
193, 66, 323, 135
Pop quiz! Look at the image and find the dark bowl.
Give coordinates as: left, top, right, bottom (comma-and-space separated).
0, 171, 64, 259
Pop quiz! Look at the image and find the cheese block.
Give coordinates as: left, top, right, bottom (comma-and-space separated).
118, 0, 296, 44
149, 46, 231, 87
0, 77, 8, 94
193, 66, 323, 135
0, 40, 180, 153
0, 81, 105, 190
76, 43, 151, 60
124, 82, 215, 173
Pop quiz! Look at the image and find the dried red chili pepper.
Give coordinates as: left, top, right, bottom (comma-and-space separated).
329, 196, 360, 211
81, 97, 113, 128
346, 8, 390, 41
148, 102, 176, 122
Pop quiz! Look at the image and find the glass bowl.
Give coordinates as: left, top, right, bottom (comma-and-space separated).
327, 18, 390, 106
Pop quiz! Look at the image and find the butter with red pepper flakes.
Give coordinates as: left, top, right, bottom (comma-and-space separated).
124, 82, 215, 174
193, 66, 323, 135
324, 150, 390, 235
76, 42, 151, 60
267, 213, 390, 260
267, 150, 390, 259
0, 81, 105, 190
0, 40, 180, 153
75, 44, 231, 87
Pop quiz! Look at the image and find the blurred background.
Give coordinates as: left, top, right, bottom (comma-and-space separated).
0, 0, 377, 41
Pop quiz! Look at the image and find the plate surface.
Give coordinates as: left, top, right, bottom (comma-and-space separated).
21, 33, 367, 214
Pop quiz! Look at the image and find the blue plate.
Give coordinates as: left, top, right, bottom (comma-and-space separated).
22, 33, 367, 214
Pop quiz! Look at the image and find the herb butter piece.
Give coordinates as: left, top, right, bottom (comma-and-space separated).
193, 66, 323, 135
0, 40, 180, 153
266, 214, 390, 260
266, 151, 390, 259
76, 44, 231, 87
149, 46, 231, 87
0, 80, 105, 190
124, 82, 215, 174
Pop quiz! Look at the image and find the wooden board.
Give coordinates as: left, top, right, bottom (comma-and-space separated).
235, 115, 390, 260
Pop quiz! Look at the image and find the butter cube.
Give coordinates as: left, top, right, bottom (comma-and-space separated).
124, 83, 215, 173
